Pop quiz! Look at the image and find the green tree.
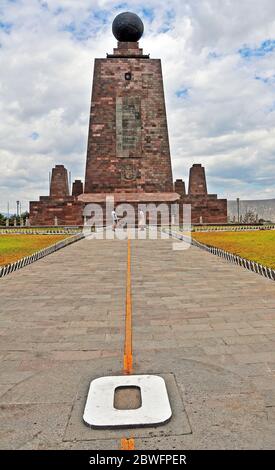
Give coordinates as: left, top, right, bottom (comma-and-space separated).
0, 213, 6, 226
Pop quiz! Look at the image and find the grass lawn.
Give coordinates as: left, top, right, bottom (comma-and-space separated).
192, 230, 275, 269
0, 234, 70, 267
192, 224, 275, 231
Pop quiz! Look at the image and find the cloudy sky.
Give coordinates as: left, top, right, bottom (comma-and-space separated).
0, 0, 275, 213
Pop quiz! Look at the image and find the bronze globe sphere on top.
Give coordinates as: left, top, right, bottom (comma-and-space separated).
112, 12, 144, 42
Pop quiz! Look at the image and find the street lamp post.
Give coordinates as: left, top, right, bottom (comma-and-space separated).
16, 201, 20, 218
237, 198, 240, 224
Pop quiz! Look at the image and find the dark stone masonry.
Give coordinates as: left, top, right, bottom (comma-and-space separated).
30, 12, 227, 226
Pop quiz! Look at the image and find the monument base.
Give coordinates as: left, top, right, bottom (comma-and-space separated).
183, 195, 227, 224
29, 196, 83, 226
29, 191, 227, 226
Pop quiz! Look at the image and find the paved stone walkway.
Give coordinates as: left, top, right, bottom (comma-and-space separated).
0, 236, 275, 449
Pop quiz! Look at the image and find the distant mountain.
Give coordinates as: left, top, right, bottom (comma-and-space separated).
228, 199, 275, 222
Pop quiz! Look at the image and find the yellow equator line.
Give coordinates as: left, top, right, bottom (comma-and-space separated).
121, 437, 135, 450
121, 237, 135, 450
123, 238, 133, 375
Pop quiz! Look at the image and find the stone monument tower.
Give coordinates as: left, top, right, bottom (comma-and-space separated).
84, 12, 173, 195
188, 164, 207, 195
29, 12, 227, 225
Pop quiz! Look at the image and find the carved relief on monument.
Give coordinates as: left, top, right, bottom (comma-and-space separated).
142, 73, 153, 89
116, 96, 142, 158
119, 161, 139, 181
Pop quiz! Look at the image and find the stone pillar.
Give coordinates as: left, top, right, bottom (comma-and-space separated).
6, 219, 9, 227
188, 164, 207, 195
72, 180, 84, 197
50, 165, 70, 198
174, 179, 186, 197
54, 216, 58, 226
14, 219, 16, 227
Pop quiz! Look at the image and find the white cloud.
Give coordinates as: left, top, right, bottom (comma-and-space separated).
0, 0, 275, 213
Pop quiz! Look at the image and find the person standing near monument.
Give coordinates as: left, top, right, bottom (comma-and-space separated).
139, 209, 145, 231
112, 208, 118, 231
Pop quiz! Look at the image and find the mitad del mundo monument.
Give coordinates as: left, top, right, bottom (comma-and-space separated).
29, 12, 227, 226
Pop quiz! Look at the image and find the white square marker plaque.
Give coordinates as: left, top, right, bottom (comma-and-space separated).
83, 375, 172, 428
